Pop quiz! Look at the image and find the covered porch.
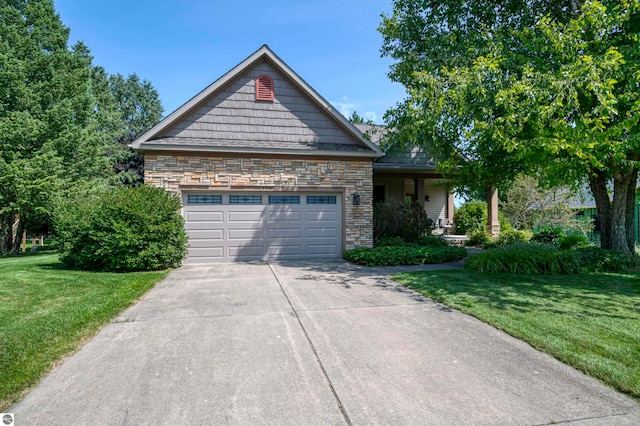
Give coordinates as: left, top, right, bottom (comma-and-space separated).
372, 171, 455, 235
356, 122, 499, 238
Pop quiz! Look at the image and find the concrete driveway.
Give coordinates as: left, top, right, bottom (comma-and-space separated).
11, 259, 639, 425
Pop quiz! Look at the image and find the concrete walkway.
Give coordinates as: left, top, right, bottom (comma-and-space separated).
11, 259, 639, 425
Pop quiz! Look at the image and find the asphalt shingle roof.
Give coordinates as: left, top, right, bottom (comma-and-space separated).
354, 123, 438, 170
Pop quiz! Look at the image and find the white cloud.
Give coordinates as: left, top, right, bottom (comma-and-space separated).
363, 111, 377, 122
330, 97, 381, 123
331, 96, 357, 118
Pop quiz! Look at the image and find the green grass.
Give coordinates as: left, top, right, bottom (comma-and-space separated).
392, 269, 640, 400
0, 252, 168, 410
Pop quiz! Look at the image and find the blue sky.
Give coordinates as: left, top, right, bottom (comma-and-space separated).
54, 0, 406, 124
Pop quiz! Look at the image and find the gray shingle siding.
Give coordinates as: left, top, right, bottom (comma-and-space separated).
154, 61, 362, 150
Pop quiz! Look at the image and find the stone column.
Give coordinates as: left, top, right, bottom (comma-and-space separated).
486, 186, 500, 237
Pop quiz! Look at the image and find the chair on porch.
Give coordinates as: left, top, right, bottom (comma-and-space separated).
438, 218, 453, 235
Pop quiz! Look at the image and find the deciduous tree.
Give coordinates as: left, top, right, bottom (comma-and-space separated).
379, 0, 640, 253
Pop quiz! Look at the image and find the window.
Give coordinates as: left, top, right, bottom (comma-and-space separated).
187, 194, 222, 204
307, 195, 337, 205
229, 195, 262, 204
269, 195, 300, 204
255, 75, 274, 101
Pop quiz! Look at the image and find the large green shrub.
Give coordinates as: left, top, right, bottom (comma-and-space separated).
344, 245, 467, 266
573, 248, 634, 272
531, 227, 563, 245
55, 185, 187, 272
465, 231, 490, 247
373, 199, 434, 243
497, 229, 531, 245
373, 235, 449, 248
465, 243, 633, 274
558, 235, 590, 250
415, 235, 449, 247
374, 236, 406, 247
454, 201, 487, 235
483, 229, 533, 249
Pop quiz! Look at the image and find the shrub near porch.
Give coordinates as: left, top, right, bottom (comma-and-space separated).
344, 235, 466, 266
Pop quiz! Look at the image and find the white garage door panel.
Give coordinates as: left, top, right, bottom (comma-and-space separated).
306, 228, 338, 238
186, 211, 224, 222
189, 247, 224, 259
306, 211, 338, 221
184, 192, 342, 261
188, 239, 226, 248
228, 211, 263, 222
228, 229, 262, 239
307, 244, 339, 255
268, 213, 301, 223
268, 228, 301, 238
229, 245, 265, 257
186, 230, 223, 239
268, 245, 303, 256
186, 222, 226, 230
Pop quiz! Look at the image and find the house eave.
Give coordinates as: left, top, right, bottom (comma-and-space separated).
373, 165, 439, 173
137, 143, 381, 159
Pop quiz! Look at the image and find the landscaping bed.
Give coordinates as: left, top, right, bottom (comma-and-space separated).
344, 244, 467, 266
0, 252, 168, 410
465, 243, 634, 274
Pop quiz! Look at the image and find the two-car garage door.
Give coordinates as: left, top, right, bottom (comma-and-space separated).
183, 192, 342, 262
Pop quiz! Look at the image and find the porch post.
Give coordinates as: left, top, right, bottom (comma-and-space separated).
414, 178, 426, 210
447, 190, 455, 232
486, 186, 500, 237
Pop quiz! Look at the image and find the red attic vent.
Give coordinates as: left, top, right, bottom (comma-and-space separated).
255, 75, 274, 101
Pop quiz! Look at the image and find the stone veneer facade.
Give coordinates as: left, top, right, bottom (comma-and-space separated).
145, 153, 374, 249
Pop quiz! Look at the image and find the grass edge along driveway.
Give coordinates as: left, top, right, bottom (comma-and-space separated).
0, 252, 168, 410
392, 269, 640, 401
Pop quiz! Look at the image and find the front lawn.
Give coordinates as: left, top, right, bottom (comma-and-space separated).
0, 252, 168, 410
392, 270, 640, 400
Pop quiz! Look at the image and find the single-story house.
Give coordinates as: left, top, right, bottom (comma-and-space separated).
131, 45, 454, 262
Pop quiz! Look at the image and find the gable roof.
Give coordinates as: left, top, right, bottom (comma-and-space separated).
131, 45, 382, 158
354, 123, 438, 171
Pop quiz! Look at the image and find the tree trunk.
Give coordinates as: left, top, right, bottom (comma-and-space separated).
625, 168, 638, 253
0, 213, 12, 255
611, 169, 635, 254
11, 218, 23, 254
588, 169, 612, 249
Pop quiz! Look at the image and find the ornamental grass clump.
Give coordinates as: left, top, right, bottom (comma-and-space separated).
465, 243, 575, 274
466, 243, 633, 275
